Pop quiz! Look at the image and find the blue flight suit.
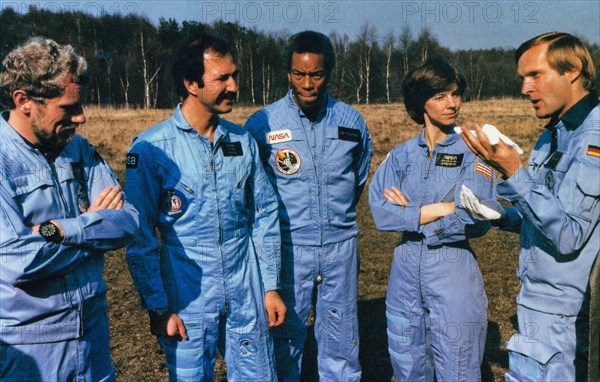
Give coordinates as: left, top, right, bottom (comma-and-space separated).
499, 94, 599, 382
0, 112, 139, 381
369, 129, 495, 382
245, 90, 372, 382
125, 105, 281, 382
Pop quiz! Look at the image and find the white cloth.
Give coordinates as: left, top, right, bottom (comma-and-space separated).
460, 185, 506, 220
455, 124, 524, 155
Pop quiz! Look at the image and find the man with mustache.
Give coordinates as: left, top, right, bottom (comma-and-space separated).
245, 30, 372, 381
125, 32, 286, 381
0, 37, 139, 380
460, 32, 599, 381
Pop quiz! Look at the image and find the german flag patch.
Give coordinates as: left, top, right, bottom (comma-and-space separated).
475, 159, 493, 180
587, 145, 600, 158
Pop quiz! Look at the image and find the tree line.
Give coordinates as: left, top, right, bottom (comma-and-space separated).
1, 7, 599, 109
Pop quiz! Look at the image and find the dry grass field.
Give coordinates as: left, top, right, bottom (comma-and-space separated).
79, 98, 543, 382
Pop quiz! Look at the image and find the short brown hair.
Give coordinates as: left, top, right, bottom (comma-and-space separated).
402, 59, 467, 125
516, 32, 595, 92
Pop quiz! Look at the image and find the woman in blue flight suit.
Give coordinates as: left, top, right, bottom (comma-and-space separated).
369, 59, 496, 382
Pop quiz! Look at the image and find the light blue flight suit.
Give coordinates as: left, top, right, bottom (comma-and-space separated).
0, 112, 139, 381
245, 90, 372, 382
499, 94, 600, 382
125, 105, 282, 382
369, 129, 495, 382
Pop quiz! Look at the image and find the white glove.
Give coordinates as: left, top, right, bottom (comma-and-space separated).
459, 185, 506, 221
454, 124, 524, 155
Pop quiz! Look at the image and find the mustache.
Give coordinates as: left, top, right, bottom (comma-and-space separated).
215, 91, 237, 103
223, 91, 237, 100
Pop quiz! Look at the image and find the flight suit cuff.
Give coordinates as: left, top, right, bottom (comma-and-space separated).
404, 204, 421, 232
498, 167, 534, 202
54, 218, 83, 245
262, 280, 278, 292
422, 213, 461, 247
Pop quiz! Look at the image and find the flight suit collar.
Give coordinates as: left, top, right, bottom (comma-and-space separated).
171, 103, 230, 141
417, 127, 461, 149
285, 89, 330, 122
546, 92, 599, 131
1, 110, 42, 153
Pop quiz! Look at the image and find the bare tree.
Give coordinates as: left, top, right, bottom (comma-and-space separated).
248, 40, 256, 105
357, 24, 377, 104
399, 26, 412, 77
119, 67, 130, 109
384, 32, 395, 103
261, 56, 272, 105
140, 28, 162, 110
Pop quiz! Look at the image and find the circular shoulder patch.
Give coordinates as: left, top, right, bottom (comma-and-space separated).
275, 149, 301, 175
163, 190, 187, 216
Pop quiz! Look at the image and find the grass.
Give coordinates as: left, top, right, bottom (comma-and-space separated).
79, 99, 541, 381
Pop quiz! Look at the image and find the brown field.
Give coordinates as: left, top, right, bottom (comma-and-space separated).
79, 99, 543, 381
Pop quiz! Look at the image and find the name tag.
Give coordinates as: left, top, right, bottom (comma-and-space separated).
435, 153, 464, 167
338, 126, 361, 142
221, 142, 243, 157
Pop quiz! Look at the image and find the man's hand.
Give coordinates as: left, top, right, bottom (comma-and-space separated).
459, 124, 523, 179
88, 186, 124, 212
150, 312, 188, 340
264, 290, 286, 328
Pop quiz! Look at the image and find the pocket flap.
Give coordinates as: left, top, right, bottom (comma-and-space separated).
506, 334, 561, 364
576, 161, 600, 196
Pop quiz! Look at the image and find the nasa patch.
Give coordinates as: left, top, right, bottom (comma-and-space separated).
267, 129, 292, 144
275, 149, 301, 175
163, 190, 187, 216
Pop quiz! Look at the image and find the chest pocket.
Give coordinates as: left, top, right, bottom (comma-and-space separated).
528, 148, 549, 174
326, 126, 360, 147
224, 155, 252, 192
533, 151, 569, 194
557, 159, 599, 219
11, 163, 77, 221
325, 126, 360, 171
431, 153, 467, 203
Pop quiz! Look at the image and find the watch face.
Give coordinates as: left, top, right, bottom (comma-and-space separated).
40, 222, 57, 237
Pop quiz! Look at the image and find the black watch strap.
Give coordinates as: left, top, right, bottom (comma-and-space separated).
148, 308, 170, 320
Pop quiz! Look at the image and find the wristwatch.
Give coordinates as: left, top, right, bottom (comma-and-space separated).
148, 308, 170, 320
39, 221, 62, 243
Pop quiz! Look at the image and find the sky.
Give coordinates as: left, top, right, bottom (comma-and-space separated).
3, 0, 599, 50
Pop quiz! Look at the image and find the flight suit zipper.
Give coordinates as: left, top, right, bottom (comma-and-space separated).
420, 147, 436, 306
312, 121, 326, 245
210, 135, 230, 312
